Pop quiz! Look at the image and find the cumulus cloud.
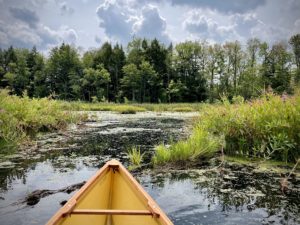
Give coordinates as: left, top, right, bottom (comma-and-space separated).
96, 0, 135, 44
9, 7, 39, 28
182, 9, 278, 43
134, 5, 170, 43
0, 1, 78, 50
1, 0, 299, 51
183, 10, 237, 42
170, 0, 266, 14
183, 12, 216, 34
230, 13, 261, 37
0, 18, 78, 49
96, 0, 170, 45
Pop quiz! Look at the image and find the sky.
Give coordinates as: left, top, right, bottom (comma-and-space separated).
0, 0, 300, 53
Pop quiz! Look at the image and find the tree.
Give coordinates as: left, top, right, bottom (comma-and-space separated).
26, 46, 47, 97
207, 44, 224, 102
94, 42, 113, 70
270, 42, 292, 93
121, 64, 140, 102
139, 61, 158, 102
173, 41, 207, 102
223, 41, 243, 96
81, 65, 110, 101
236, 38, 262, 99
47, 43, 82, 100
289, 34, 300, 84
110, 44, 125, 101
127, 38, 144, 66
167, 79, 186, 102
1, 46, 17, 89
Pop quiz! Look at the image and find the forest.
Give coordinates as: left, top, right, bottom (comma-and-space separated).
1, 33, 300, 103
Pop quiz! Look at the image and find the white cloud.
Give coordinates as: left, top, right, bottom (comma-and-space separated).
0, 17, 78, 49
170, 0, 266, 13
96, 0, 170, 45
96, 0, 135, 44
133, 5, 170, 44
1, 0, 299, 51
183, 10, 238, 42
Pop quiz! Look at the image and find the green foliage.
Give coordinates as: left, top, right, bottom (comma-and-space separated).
127, 146, 145, 170
202, 92, 300, 162
153, 92, 300, 165
61, 101, 204, 112
1, 34, 300, 104
0, 90, 80, 152
153, 128, 221, 165
46, 43, 83, 100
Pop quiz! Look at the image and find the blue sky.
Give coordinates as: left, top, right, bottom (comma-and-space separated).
0, 0, 299, 53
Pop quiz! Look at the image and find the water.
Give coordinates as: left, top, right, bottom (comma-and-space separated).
0, 112, 299, 225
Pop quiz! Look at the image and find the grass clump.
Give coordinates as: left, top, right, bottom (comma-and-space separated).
153, 92, 300, 166
114, 106, 146, 114
205, 92, 300, 163
60, 101, 146, 114
127, 146, 145, 170
61, 101, 203, 112
0, 90, 80, 152
171, 107, 194, 112
153, 128, 221, 165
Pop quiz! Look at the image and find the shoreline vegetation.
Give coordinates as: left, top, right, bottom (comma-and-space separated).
0, 90, 82, 153
1, 88, 300, 170
0, 89, 202, 152
153, 91, 300, 166
1, 34, 300, 165
60, 101, 201, 112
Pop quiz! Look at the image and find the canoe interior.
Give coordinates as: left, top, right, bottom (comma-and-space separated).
53, 162, 171, 225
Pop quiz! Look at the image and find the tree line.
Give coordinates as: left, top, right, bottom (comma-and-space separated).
0, 34, 300, 103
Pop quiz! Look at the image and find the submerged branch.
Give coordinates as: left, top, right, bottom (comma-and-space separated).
23, 181, 86, 206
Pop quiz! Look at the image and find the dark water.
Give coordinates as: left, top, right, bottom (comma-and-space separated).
0, 112, 299, 225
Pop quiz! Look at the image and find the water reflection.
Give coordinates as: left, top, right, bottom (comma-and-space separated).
139, 170, 300, 225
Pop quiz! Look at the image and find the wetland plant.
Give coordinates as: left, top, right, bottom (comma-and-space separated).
153, 91, 300, 165
153, 128, 221, 165
0, 90, 81, 152
128, 146, 145, 170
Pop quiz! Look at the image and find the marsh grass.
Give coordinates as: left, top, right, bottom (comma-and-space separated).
153, 128, 221, 165
127, 146, 145, 170
61, 101, 204, 112
0, 90, 81, 152
153, 92, 300, 165
171, 107, 194, 112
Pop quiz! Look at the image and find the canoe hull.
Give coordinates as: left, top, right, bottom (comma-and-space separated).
46, 160, 173, 225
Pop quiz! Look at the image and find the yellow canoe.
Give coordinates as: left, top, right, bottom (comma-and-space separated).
46, 159, 173, 225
